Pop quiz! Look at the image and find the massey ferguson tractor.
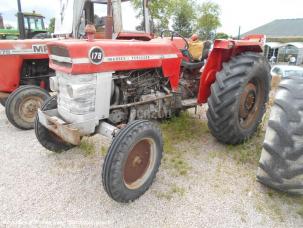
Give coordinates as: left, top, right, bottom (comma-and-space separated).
257, 76, 303, 194
0, 0, 144, 130
34, 1, 271, 202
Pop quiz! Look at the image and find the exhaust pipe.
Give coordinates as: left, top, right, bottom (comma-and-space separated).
0, 14, 4, 29
17, 0, 26, 39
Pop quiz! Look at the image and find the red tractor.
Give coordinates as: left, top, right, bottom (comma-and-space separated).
0, 0, 141, 130
35, 0, 271, 203
0, 0, 53, 130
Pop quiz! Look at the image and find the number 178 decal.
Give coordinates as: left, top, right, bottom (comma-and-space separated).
89, 47, 104, 65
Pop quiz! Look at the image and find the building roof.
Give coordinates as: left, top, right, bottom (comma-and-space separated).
242, 18, 303, 38
286, 42, 303, 48
265, 42, 284, 49
23, 12, 44, 18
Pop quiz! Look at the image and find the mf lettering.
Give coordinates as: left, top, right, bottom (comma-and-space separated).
32, 45, 48, 53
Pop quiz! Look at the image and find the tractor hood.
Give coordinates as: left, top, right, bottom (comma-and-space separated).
48, 38, 184, 80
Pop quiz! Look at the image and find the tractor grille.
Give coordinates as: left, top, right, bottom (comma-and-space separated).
57, 72, 97, 116
52, 60, 72, 68
49, 45, 72, 68
49, 45, 70, 57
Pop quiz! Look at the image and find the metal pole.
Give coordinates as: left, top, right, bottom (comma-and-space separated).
112, 0, 122, 35
107, 0, 112, 16
237, 26, 241, 40
143, 0, 150, 33
105, 0, 113, 39
17, 0, 26, 39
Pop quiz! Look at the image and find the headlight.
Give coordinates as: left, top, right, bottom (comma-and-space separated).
66, 84, 96, 99
57, 72, 97, 115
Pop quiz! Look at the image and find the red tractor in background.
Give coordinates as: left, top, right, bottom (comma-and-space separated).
0, 0, 146, 130
0, 39, 52, 129
34, 0, 271, 202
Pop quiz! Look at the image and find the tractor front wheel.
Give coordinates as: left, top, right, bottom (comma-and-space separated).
207, 52, 271, 144
35, 96, 75, 153
5, 85, 50, 130
102, 120, 163, 203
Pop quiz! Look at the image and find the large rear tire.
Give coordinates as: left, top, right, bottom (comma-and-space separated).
35, 96, 75, 153
257, 77, 303, 194
102, 120, 163, 203
207, 52, 271, 144
5, 85, 50, 130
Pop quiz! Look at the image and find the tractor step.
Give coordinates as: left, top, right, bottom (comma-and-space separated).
181, 98, 197, 108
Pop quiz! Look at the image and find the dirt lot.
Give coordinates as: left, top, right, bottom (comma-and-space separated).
0, 103, 302, 227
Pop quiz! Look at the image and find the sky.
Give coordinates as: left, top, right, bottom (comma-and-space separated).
0, 0, 302, 35
0, 0, 59, 28
211, 0, 303, 35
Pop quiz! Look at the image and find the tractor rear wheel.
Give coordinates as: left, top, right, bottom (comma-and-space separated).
207, 52, 271, 144
102, 120, 163, 203
5, 85, 50, 130
257, 77, 303, 194
35, 96, 75, 153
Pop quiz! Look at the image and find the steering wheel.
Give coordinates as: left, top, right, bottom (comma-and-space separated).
160, 30, 189, 49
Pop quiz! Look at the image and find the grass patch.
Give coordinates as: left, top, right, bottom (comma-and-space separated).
100, 146, 108, 156
297, 206, 303, 218
79, 138, 96, 156
161, 112, 209, 141
156, 184, 186, 200
227, 132, 264, 166
160, 112, 209, 175
271, 76, 281, 91
254, 189, 303, 221
254, 193, 284, 222
226, 107, 271, 166
268, 191, 303, 218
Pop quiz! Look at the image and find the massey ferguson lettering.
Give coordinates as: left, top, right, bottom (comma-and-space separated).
0, 44, 47, 56
33, 44, 48, 54
0, 49, 11, 55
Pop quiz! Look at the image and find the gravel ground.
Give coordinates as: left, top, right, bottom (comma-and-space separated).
0, 105, 302, 227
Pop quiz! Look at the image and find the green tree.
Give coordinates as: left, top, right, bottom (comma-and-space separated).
49, 18, 55, 33
133, 0, 175, 34
196, 1, 221, 40
172, 0, 196, 37
215, 32, 229, 39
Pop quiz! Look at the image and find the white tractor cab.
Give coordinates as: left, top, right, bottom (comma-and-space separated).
54, 0, 152, 40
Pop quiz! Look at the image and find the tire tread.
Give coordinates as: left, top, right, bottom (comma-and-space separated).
257, 77, 303, 194
207, 52, 271, 144
102, 120, 163, 203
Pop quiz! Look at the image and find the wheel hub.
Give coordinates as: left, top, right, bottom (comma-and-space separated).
19, 96, 44, 123
239, 83, 257, 119
239, 82, 263, 129
123, 139, 156, 189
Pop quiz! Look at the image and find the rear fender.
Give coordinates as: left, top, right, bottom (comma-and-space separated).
197, 38, 264, 104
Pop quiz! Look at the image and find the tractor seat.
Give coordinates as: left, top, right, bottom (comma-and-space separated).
181, 40, 211, 70
181, 60, 204, 70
